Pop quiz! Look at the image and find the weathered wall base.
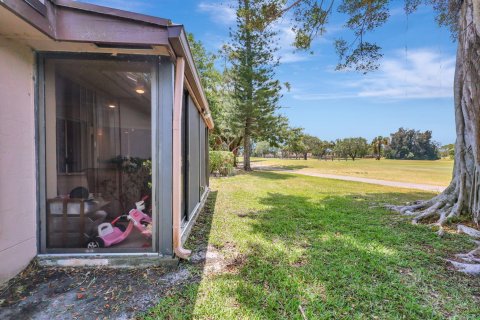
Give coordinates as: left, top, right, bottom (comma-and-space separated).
37, 254, 179, 269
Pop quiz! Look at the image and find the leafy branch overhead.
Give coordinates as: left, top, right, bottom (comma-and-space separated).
242, 0, 459, 73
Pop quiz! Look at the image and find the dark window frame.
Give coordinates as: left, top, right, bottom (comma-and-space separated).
36, 52, 160, 254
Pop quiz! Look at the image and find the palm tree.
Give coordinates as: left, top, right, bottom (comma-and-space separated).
371, 136, 389, 160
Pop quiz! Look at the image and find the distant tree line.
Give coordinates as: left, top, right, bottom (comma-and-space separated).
252, 127, 445, 161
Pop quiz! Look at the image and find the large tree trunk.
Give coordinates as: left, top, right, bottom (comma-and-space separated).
243, 118, 252, 171
232, 148, 238, 168
389, 0, 480, 274
393, 0, 480, 225
375, 145, 381, 160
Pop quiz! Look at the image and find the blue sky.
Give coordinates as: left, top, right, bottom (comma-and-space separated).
84, 0, 457, 145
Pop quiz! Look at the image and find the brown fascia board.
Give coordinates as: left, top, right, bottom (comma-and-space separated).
54, 7, 170, 45
0, 0, 172, 45
53, 0, 172, 45
168, 25, 214, 129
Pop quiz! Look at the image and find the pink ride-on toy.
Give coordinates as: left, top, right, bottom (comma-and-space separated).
86, 196, 152, 248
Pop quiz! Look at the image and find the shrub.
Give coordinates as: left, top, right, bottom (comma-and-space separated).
209, 151, 234, 176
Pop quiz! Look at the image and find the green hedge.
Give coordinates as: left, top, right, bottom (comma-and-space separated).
209, 151, 234, 176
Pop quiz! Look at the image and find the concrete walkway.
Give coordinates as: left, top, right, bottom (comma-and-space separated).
252, 165, 446, 193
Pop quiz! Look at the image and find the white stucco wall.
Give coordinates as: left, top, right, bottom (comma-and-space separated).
0, 37, 37, 284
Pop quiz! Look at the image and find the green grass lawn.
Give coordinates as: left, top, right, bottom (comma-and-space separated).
250, 157, 454, 186
146, 172, 479, 319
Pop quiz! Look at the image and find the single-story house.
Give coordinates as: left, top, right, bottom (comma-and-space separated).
0, 0, 213, 283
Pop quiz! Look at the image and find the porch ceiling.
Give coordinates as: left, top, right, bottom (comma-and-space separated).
54, 60, 152, 111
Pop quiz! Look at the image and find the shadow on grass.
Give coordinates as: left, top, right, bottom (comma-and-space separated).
249, 171, 296, 180
254, 164, 309, 171
226, 192, 477, 319
145, 176, 478, 319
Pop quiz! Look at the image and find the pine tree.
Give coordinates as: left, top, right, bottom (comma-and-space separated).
229, 0, 284, 171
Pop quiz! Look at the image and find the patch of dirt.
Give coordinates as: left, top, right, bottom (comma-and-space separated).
291, 255, 309, 268
224, 255, 247, 274
236, 210, 259, 218
190, 245, 245, 276
0, 261, 194, 320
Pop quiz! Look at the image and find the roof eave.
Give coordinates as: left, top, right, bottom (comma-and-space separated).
168, 25, 214, 129
0, 0, 214, 129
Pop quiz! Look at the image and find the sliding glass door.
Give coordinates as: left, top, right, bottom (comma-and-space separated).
41, 55, 156, 253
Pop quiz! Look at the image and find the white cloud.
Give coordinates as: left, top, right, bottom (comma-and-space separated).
197, 1, 236, 26
357, 49, 455, 99
273, 18, 321, 64
279, 52, 310, 63
291, 92, 358, 100
292, 48, 455, 101
273, 18, 340, 64
274, 21, 310, 63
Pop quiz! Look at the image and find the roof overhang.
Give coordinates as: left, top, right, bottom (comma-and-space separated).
168, 26, 214, 129
0, 0, 213, 129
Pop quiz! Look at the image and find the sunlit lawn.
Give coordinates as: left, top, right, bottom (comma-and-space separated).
250, 157, 453, 186
146, 172, 479, 319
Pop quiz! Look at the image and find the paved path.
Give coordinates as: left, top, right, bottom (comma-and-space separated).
252, 165, 446, 193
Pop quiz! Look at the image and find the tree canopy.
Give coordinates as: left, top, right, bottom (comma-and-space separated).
282, 127, 306, 159
385, 128, 440, 160
335, 137, 369, 161
241, 0, 459, 72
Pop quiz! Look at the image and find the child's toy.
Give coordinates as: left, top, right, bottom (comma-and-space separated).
86, 196, 152, 248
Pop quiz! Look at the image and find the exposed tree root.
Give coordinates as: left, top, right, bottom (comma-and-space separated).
447, 260, 480, 275
455, 251, 480, 264
386, 184, 480, 275
386, 182, 460, 228
457, 225, 480, 238
388, 197, 480, 274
